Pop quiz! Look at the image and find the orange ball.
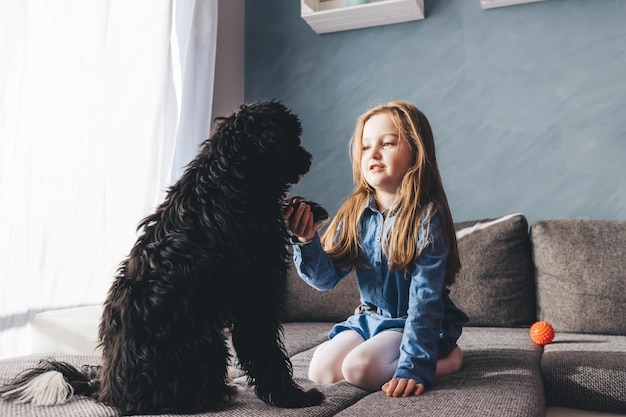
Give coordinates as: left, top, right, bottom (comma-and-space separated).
530, 321, 555, 345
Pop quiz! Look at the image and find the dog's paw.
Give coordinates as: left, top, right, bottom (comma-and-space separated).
283, 197, 329, 223
271, 387, 326, 408
223, 383, 243, 405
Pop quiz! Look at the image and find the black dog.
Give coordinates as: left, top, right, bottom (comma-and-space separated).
0, 101, 325, 414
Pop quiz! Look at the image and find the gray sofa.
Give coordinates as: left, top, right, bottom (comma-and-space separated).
1, 214, 625, 416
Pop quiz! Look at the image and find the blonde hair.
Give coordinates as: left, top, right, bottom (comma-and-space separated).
320, 100, 460, 286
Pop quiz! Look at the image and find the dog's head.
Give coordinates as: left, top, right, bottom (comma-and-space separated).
206, 101, 312, 196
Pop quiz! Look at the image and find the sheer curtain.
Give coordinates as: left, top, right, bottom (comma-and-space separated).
0, 0, 217, 359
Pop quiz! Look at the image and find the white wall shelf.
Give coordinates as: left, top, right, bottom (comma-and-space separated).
301, 0, 424, 34
480, 0, 546, 9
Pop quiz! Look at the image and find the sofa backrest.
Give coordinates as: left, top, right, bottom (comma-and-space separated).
451, 214, 537, 327
283, 265, 360, 323
531, 219, 626, 335
284, 213, 538, 328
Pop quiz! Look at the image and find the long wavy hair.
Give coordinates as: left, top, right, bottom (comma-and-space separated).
320, 100, 460, 286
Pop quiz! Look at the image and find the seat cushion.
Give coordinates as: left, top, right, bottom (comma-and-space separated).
451, 214, 536, 327
336, 327, 545, 417
0, 352, 366, 417
541, 333, 626, 413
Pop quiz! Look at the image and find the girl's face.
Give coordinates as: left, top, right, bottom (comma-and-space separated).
360, 112, 413, 197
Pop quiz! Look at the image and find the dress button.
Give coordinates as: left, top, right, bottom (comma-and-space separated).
375, 236, 381, 242
375, 261, 380, 266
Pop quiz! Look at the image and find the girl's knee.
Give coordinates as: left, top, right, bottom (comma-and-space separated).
341, 354, 365, 383
308, 338, 359, 384
341, 350, 393, 392
341, 357, 371, 391
308, 363, 337, 384
308, 350, 341, 384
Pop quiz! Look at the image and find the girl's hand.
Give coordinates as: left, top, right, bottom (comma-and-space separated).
382, 378, 425, 397
284, 202, 315, 243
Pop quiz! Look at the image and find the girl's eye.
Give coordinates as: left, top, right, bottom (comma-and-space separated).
383, 142, 396, 147
362, 145, 371, 151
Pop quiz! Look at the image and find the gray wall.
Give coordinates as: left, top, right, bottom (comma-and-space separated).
245, 0, 626, 224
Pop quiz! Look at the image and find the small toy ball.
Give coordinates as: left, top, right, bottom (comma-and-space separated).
530, 321, 555, 345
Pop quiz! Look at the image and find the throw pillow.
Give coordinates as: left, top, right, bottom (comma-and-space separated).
451, 214, 536, 327
531, 219, 626, 335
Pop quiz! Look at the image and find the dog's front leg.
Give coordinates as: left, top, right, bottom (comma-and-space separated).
231, 312, 325, 408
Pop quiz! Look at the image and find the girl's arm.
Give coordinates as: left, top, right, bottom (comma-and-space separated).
292, 234, 348, 291
286, 202, 349, 291
392, 211, 448, 389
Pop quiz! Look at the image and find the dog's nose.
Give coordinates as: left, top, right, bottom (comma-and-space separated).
300, 148, 312, 173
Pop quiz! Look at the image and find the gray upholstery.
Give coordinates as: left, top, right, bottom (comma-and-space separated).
283, 266, 360, 323
281, 322, 334, 356
337, 327, 546, 417
451, 214, 537, 327
532, 219, 626, 335
541, 332, 626, 413
0, 354, 368, 417
0, 328, 545, 417
1, 215, 623, 416
0, 355, 116, 417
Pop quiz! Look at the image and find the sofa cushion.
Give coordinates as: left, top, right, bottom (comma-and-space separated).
283, 265, 361, 323
0, 354, 116, 417
0, 353, 364, 417
282, 322, 334, 356
289, 346, 369, 407
336, 327, 545, 417
531, 219, 626, 335
450, 214, 536, 327
541, 333, 626, 413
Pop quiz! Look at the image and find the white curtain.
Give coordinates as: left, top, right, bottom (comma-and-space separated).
0, 0, 217, 359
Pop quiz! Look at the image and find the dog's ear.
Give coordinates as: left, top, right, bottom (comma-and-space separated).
198, 100, 311, 192
237, 101, 303, 150
235, 101, 310, 179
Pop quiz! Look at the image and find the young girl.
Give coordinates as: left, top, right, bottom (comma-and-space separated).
286, 100, 468, 398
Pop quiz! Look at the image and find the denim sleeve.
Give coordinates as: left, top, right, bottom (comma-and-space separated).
292, 233, 349, 291
393, 212, 448, 386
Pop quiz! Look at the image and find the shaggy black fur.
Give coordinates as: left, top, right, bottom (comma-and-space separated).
0, 101, 325, 415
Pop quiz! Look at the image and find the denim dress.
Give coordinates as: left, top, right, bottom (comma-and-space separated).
292, 200, 469, 387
